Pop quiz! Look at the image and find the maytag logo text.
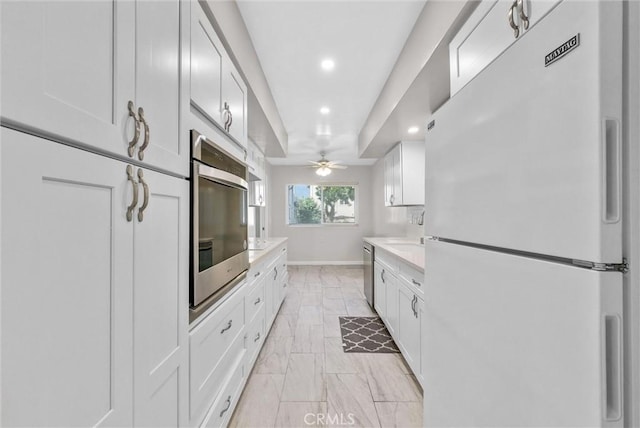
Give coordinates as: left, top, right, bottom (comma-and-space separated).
545, 34, 580, 67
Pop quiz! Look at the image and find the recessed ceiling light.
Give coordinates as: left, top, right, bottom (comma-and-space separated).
408, 126, 419, 134
321, 58, 335, 71
320, 107, 330, 115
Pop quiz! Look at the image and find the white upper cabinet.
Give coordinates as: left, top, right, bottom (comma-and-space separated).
384, 141, 425, 206
190, 1, 248, 149
0, 0, 186, 175
1, 1, 133, 156
190, 1, 224, 130
223, 61, 248, 146
133, 0, 183, 173
248, 140, 266, 181
450, 0, 561, 96
249, 180, 267, 207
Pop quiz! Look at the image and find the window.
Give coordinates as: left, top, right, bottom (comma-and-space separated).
287, 184, 357, 225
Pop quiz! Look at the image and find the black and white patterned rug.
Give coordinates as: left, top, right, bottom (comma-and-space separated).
338, 316, 399, 353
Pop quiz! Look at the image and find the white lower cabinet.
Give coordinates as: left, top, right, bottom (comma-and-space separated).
1, 128, 189, 426
385, 271, 399, 336
373, 247, 424, 387
189, 241, 287, 427
199, 349, 246, 428
374, 262, 387, 319
397, 282, 422, 378
264, 246, 288, 325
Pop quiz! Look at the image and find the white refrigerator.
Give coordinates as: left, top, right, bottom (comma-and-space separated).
423, 1, 625, 427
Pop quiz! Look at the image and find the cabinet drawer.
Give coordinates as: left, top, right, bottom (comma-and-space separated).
189, 296, 245, 421
245, 276, 265, 324
398, 261, 424, 297
375, 249, 398, 273
246, 308, 266, 368
200, 353, 245, 428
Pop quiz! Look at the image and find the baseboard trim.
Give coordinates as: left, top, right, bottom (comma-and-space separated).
288, 261, 363, 266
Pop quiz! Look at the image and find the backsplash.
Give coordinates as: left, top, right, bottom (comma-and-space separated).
406, 206, 425, 239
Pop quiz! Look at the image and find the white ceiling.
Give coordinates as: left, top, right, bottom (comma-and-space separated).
236, 1, 426, 166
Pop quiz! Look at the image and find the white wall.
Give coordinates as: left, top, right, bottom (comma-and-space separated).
267, 159, 425, 264
371, 158, 424, 239
268, 165, 374, 264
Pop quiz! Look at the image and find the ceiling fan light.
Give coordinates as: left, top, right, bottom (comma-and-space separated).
316, 166, 332, 176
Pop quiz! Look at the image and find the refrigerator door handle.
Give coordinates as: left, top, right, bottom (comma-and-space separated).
603, 118, 621, 223
603, 314, 622, 422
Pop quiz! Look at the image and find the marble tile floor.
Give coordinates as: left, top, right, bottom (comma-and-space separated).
229, 265, 423, 428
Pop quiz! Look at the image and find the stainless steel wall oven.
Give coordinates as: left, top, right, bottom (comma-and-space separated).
190, 130, 248, 322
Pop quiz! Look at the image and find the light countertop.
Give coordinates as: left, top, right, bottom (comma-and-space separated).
248, 237, 288, 265
363, 237, 425, 272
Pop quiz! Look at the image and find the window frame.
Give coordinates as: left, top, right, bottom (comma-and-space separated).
286, 183, 359, 227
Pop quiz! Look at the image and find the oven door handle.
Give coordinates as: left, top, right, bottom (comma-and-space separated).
195, 162, 248, 191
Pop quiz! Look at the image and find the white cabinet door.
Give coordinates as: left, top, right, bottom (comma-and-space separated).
384, 154, 394, 206
397, 282, 420, 373
134, 0, 183, 174
250, 181, 266, 207
1, 128, 134, 427
449, 0, 516, 96
449, 0, 561, 96
373, 262, 387, 319
1, 0, 134, 155
385, 272, 399, 336
222, 61, 248, 148
190, 0, 223, 127
398, 142, 425, 206
265, 262, 277, 323
391, 146, 403, 205
133, 169, 189, 426
384, 145, 402, 206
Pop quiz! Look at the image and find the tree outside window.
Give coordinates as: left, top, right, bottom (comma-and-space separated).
287, 184, 356, 225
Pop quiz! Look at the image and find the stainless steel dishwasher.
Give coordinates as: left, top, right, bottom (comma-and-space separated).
363, 242, 374, 308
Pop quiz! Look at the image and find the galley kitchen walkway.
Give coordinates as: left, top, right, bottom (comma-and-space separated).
229, 265, 423, 428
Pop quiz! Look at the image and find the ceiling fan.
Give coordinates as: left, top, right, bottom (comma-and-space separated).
307, 152, 347, 176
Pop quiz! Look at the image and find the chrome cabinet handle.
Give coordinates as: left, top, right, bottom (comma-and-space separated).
220, 320, 233, 334
381, 269, 386, 283
517, 0, 529, 30
137, 169, 149, 222
274, 267, 278, 280
137, 107, 150, 161
219, 395, 232, 417
411, 295, 418, 317
126, 165, 139, 222
508, 1, 519, 38
254, 271, 261, 278
254, 332, 261, 342
127, 101, 140, 157
412, 279, 421, 287
254, 297, 261, 305
223, 102, 232, 132
389, 194, 395, 205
